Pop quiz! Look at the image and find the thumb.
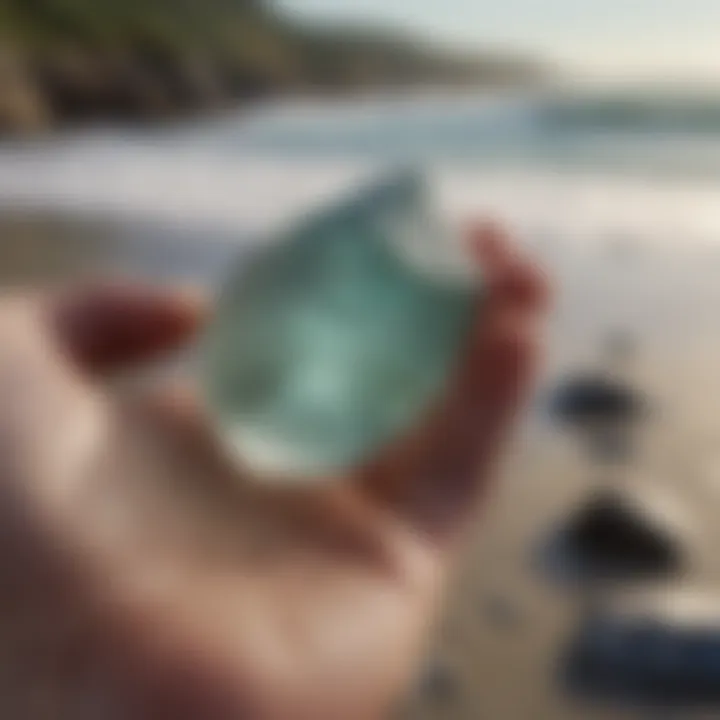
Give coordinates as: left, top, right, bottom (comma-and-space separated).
50, 280, 208, 374
361, 231, 548, 543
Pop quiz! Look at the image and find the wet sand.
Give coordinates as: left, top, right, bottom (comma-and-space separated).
3, 212, 720, 718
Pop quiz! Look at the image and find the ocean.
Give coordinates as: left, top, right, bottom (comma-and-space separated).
2, 89, 720, 244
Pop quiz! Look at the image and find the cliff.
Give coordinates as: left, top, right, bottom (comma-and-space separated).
0, 0, 547, 134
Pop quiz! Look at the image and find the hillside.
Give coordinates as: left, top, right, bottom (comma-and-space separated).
0, 0, 547, 133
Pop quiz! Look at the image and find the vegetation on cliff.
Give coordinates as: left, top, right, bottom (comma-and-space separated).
0, 0, 546, 133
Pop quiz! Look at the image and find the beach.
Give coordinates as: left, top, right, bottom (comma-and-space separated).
2, 93, 720, 717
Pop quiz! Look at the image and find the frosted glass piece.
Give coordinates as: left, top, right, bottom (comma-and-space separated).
202, 171, 480, 480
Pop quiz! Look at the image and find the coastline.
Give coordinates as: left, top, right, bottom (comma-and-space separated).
0, 1, 545, 138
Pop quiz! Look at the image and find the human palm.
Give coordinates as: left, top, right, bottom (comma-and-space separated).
0, 227, 545, 719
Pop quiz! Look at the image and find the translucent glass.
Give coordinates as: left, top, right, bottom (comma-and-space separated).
202, 171, 480, 480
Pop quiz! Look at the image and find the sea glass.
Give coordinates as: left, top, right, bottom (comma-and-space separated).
202, 170, 480, 480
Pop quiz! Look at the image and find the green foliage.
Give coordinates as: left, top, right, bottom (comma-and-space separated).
0, 0, 545, 131
1, 0, 255, 49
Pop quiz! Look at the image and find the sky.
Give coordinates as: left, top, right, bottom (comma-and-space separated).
277, 0, 720, 81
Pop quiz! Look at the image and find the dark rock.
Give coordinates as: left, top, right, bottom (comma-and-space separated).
536, 489, 686, 585
563, 590, 720, 707
27, 43, 234, 129
130, 47, 228, 111
551, 374, 650, 427
34, 47, 175, 121
568, 495, 676, 573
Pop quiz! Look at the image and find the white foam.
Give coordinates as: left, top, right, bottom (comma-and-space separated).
0, 143, 373, 238
0, 133, 719, 249
433, 166, 720, 250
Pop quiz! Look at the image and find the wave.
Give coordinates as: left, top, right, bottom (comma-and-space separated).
0, 136, 719, 249
538, 91, 720, 135
1, 93, 720, 250
158, 93, 720, 178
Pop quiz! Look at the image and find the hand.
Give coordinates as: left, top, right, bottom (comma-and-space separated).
0, 225, 547, 720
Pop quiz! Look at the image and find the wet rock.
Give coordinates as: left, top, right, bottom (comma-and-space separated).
537, 488, 686, 584
567, 494, 678, 574
551, 374, 650, 427
564, 590, 720, 707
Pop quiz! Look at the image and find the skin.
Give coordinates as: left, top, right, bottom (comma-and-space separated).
0, 225, 547, 720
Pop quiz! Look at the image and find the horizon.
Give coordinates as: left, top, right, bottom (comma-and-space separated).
277, 0, 720, 83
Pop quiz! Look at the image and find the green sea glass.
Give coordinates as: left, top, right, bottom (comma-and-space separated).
202, 171, 480, 480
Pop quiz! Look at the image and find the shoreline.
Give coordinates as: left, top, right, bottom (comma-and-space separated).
0, 78, 546, 140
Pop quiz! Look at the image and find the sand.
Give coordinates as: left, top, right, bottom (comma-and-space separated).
3, 211, 720, 719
